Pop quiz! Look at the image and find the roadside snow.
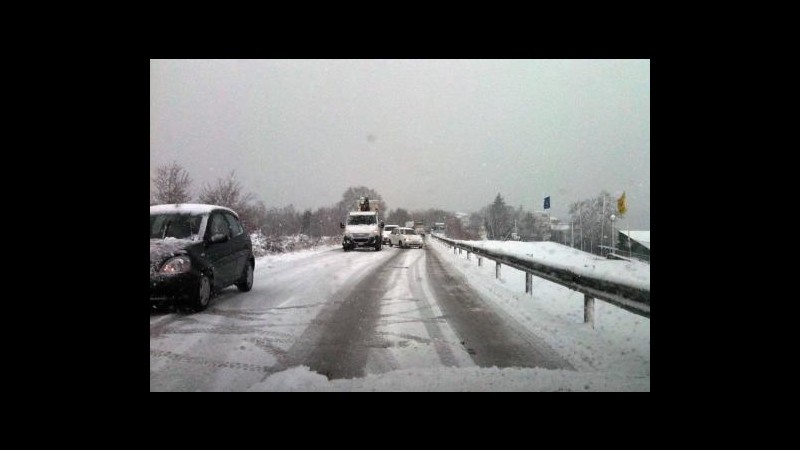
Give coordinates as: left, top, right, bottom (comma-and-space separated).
247, 365, 648, 392
254, 244, 340, 269
425, 238, 650, 376
448, 239, 650, 291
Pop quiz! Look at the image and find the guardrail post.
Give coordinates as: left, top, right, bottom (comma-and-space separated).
525, 272, 532, 294
584, 294, 595, 328
478, 257, 482, 266
453, 246, 456, 254
495, 262, 501, 279
467, 251, 470, 260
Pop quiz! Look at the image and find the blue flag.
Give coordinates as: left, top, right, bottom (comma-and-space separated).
544, 196, 550, 209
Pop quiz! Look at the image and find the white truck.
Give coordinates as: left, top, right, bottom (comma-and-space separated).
415, 221, 426, 236
340, 197, 385, 251
404, 220, 425, 237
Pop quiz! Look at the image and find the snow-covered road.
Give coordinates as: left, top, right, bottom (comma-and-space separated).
150, 240, 580, 391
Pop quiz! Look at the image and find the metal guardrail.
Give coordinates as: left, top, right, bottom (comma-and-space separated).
430, 234, 650, 322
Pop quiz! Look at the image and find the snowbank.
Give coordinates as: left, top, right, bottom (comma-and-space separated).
247, 365, 649, 392
250, 233, 340, 257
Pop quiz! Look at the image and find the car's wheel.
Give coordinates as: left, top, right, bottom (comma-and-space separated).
188, 274, 212, 312
236, 261, 254, 292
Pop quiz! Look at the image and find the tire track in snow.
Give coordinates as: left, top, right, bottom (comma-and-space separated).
425, 244, 573, 370
278, 249, 406, 380
404, 249, 462, 368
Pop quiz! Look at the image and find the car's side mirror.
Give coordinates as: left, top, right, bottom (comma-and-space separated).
340, 222, 345, 229
208, 233, 229, 244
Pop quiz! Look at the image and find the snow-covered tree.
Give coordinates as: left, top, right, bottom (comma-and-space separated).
483, 193, 514, 240
569, 191, 616, 254
516, 209, 540, 241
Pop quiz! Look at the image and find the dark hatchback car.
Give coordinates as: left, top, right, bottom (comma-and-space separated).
150, 204, 255, 311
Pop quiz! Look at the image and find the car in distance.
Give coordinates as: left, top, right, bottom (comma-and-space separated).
382, 224, 399, 244
389, 227, 424, 249
150, 203, 255, 311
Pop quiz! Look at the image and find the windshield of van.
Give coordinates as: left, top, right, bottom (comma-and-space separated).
347, 215, 377, 225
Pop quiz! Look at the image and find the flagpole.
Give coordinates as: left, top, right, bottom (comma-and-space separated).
543, 195, 551, 242
547, 198, 551, 242
601, 196, 606, 256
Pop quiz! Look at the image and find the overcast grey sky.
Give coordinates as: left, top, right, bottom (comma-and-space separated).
150, 59, 649, 229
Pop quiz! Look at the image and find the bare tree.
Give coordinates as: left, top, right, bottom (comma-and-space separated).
198, 170, 253, 207
199, 170, 259, 230
336, 186, 386, 217
313, 206, 341, 237
241, 200, 268, 234
386, 208, 412, 226
445, 215, 478, 240
466, 212, 485, 238
152, 162, 193, 204
301, 209, 313, 236
262, 205, 302, 237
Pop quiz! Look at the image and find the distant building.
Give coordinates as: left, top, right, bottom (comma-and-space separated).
531, 211, 553, 241
534, 212, 573, 243
617, 230, 650, 262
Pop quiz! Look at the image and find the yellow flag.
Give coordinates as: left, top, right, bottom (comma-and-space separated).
617, 191, 627, 215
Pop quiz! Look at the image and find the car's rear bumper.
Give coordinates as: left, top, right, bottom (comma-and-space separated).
396, 239, 424, 248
